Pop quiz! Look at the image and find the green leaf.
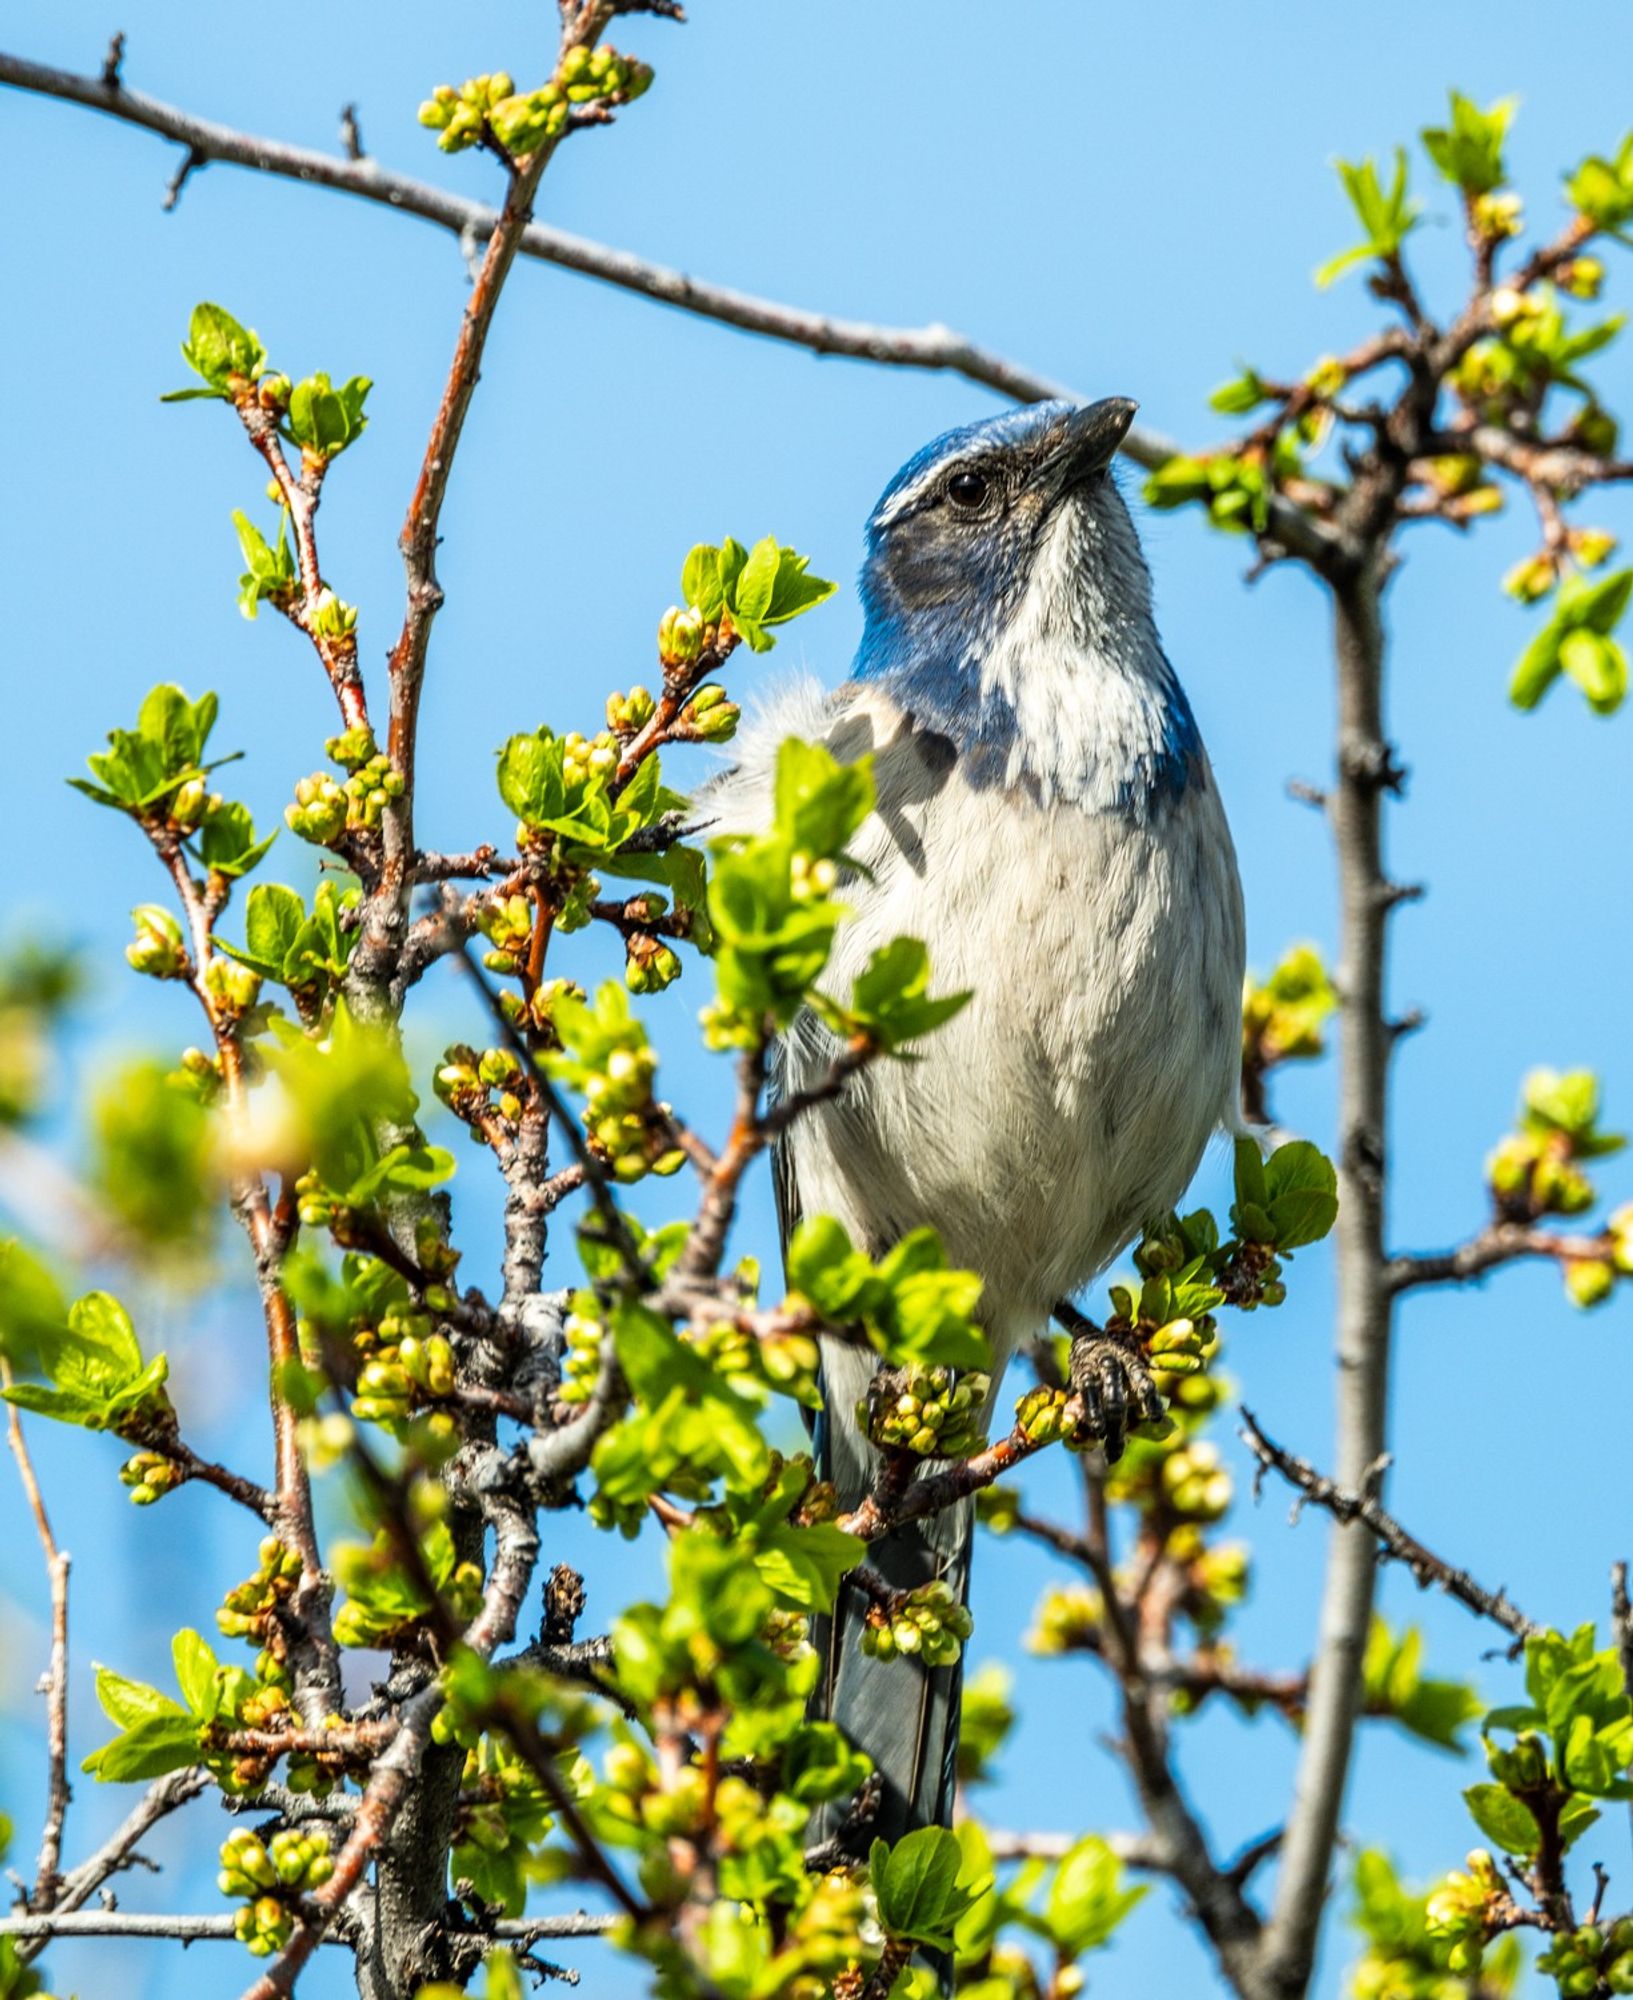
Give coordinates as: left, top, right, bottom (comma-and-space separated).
287, 373, 371, 458
733, 537, 780, 624
177, 302, 264, 390
752, 1522, 865, 1611
196, 801, 276, 880
1463, 1782, 1540, 1855
1045, 1834, 1148, 1956
83, 1713, 202, 1782
1421, 92, 1517, 195
871, 1826, 988, 1948
681, 544, 724, 618
611, 1305, 768, 1491
779, 1722, 872, 1805
241, 883, 307, 980
497, 731, 566, 825
1510, 625, 1564, 710
1262, 1141, 1340, 1249
171, 1630, 221, 1719
772, 739, 873, 860
765, 547, 838, 623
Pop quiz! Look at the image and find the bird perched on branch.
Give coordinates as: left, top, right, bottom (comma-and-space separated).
709, 397, 1245, 1847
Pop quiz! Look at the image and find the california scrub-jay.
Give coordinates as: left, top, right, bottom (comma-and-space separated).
711, 397, 1245, 1844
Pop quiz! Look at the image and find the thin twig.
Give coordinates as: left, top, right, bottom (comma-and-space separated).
0, 49, 1339, 567
1241, 1408, 1541, 1642
2, 1360, 70, 1907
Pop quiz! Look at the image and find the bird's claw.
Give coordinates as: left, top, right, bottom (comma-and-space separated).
1066, 1326, 1163, 1464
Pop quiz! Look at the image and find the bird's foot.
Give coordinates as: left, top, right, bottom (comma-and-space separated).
1063, 1320, 1164, 1465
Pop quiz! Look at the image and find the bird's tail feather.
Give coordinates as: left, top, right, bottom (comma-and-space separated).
807, 1334, 974, 1848
807, 1502, 973, 1849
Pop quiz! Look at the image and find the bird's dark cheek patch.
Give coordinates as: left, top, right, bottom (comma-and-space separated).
885, 521, 966, 611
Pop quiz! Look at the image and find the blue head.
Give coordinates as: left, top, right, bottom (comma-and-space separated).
854, 398, 1200, 815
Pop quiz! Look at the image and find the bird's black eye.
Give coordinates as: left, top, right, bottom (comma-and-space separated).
946, 469, 989, 511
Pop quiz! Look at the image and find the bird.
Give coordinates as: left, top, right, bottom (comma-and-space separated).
705, 396, 1245, 1849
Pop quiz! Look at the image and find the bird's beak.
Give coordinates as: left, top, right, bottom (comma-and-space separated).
1033, 396, 1138, 492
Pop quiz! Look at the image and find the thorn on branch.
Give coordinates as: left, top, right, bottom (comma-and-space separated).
1386, 1006, 1427, 1046
1377, 879, 1425, 911
100, 31, 125, 90
1286, 778, 1328, 814
1340, 738, 1408, 796
161, 144, 205, 213
338, 102, 364, 161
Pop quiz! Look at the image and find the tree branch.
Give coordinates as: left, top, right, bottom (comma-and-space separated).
0, 46, 1338, 568
1386, 1219, 1614, 1293
1, 1363, 71, 1907
1260, 563, 1397, 1999
1240, 1408, 1541, 1643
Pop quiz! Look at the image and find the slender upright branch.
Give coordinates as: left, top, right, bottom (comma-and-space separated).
1261, 563, 1395, 1998
1, 1363, 71, 1907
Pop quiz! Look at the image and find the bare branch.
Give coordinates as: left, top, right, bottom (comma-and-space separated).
1387, 1219, 1614, 1294
1241, 1408, 1541, 1643
0, 1909, 612, 1946
0, 48, 1338, 570
1, 1363, 70, 1907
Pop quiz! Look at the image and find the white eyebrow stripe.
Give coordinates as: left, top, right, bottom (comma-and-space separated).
872, 440, 1011, 528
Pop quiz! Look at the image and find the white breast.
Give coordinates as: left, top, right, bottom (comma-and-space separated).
757, 683, 1245, 1375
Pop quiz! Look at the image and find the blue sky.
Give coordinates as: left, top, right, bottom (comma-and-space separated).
3, 3, 1632, 1996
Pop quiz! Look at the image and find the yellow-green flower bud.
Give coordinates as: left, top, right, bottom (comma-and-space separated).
126, 904, 187, 979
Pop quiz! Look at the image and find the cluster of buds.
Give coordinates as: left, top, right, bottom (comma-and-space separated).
236, 1647, 293, 1731
1574, 1203, 1633, 1310
1473, 189, 1524, 239
219, 1828, 332, 1957
126, 904, 187, 980
1559, 255, 1607, 302
557, 41, 651, 105
435, 1041, 526, 1130
559, 1297, 606, 1405
789, 849, 839, 904
308, 591, 359, 645
861, 1367, 989, 1459
625, 927, 682, 995
1158, 1439, 1234, 1524
119, 1449, 183, 1505
657, 604, 706, 668
606, 684, 658, 738
561, 727, 619, 792
167, 776, 219, 832
1026, 1585, 1104, 1655
217, 1537, 302, 1644
1145, 1316, 1213, 1377
861, 1579, 973, 1668
580, 1042, 683, 1182
349, 1301, 452, 1426
476, 894, 535, 978
1178, 1537, 1251, 1633
1505, 527, 1619, 605
1488, 1135, 1596, 1219
204, 956, 262, 1025
1540, 1920, 1633, 1996
692, 1317, 823, 1405
497, 974, 581, 1041
286, 738, 402, 847
1013, 1384, 1071, 1446
678, 683, 740, 744
1423, 1850, 1504, 1975
418, 71, 518, 151
1414, 452, 1503, 523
